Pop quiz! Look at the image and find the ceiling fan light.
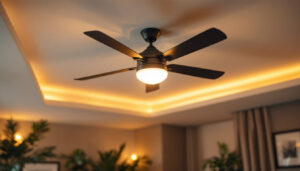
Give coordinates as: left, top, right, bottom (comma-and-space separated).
136, 68, 168, 85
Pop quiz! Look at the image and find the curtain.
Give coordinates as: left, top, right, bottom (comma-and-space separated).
234, 107, 275, 171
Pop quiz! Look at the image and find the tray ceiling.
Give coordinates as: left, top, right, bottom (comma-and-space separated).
1, 0, 300, 117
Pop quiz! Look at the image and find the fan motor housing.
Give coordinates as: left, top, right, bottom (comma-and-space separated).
137, 43, 166, 71
137, 57, 167, 71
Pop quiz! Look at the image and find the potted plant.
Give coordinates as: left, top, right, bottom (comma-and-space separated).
62, 149, 91, 171
91, 143, 152, 171
202, 142, 242, 171
0, 119, 56, 171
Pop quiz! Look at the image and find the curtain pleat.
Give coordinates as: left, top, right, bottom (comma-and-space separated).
254, 108, 268, 170
249, 110, 260, 170
238, 112, 251, 171
235, 107, 275, 171
263, 108, 276, 171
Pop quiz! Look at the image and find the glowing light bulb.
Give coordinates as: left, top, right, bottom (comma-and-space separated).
14, 133, 23, 143
136, 68, 168, 84
131, 154, 138, 161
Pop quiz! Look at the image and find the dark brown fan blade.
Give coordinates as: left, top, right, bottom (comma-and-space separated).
168, 64, 224, 79
74, 67, 136, 81
84, 31, 142, 59
163, 28, 227, 61
146, 84, 159, 93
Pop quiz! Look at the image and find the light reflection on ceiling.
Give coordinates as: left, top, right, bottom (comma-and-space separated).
40, 63, 300, 117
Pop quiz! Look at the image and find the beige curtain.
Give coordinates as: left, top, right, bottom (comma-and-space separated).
234, 107, 275, 171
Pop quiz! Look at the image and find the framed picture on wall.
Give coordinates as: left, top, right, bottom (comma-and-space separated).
22, 162, 60, 171
273, 129, 300, 168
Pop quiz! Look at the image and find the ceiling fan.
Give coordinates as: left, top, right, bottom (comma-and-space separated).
75, 27, 227, 93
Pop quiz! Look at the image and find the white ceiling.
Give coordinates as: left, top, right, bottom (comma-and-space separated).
0, 0, 300, 129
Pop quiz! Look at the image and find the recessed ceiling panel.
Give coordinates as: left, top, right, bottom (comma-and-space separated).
1, 0, 300, 116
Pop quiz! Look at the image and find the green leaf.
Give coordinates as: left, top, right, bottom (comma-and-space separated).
3, 119, 19, 141
91, 143, 152, 171
61, 148, 91, 171
0, 118, 56, 170
202, 142, 242, 171
25, 120, 50, 145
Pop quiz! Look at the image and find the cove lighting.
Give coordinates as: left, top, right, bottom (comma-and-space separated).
136, 68, 168, 84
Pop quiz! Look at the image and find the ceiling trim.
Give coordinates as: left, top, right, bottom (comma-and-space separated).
41, 63, 300, 117
0, 1, 45, 101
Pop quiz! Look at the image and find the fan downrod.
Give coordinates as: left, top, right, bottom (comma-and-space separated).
141, 28, 161, 44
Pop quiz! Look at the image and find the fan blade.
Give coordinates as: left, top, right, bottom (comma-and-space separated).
146, 84, 159, 93
74, 67, 136, 81
163, 28, 227, 61
84, 31, 142, 59
168, 64, 224, 79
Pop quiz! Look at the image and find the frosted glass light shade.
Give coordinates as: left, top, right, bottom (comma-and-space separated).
136, 68, 168, 84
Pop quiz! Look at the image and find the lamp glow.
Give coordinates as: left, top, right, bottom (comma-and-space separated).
14, 133, 23, 144
136, 68, 168, 84
131, 154, 138, 161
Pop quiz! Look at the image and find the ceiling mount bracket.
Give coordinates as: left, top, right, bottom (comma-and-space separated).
141, 28, 161, 43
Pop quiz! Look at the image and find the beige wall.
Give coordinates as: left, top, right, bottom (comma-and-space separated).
186, 127, 199, 171
162, 124, 187, 171
0, 119, 135, 170
0, 119, 188, 171
269, 100, 300, 171
135, 124, 188, 171
270, 100, 300, 132
197, 120, 236, 170
135, 125, 163, 171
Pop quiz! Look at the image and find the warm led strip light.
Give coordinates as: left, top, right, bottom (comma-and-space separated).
42, 63, 300, 116
151, 63, 300, 113
42, 86, 152, 116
